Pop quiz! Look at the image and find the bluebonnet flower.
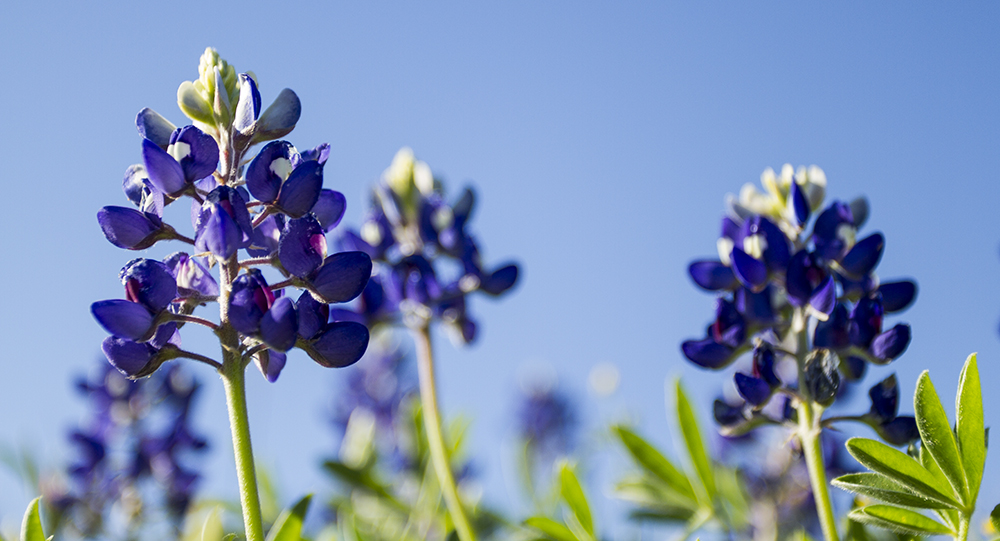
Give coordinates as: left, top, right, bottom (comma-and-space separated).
516, 383, 576, 458
93, 48, 373, 384
337, 148, 518, 344
50, 361, 208, 539
683, 164, 917, 441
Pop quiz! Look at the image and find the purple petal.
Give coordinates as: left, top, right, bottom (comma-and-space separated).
870, 324, 910, 363
276, 160, 323, 218
840, 233, 884, 278
878, 281, 917, 313
97, 206, 163, 250
102, 336, 155, 377
246, 141, 294, 203
481, 264, 519, 296
195, 204, 242, 259
122, 164, 149, 206
688, 260, 737, 291
868, 374, 899, 422
234, 74, 261, 133
278, 216, 327, 278
840, 355, 867, 381
306, 321, 370, 368
296, 290, 329, 339
785, 250, 814, 306
734, 373, 772, 406
735, 287, 774, 325
255, 350, 286, 383
228, 272, 269, 334
135, 108, 177, 148
730, 248, 768, 292
714, 399, 745, 426
142, 138, 186, 195
299, 143, 330, 165
169, 126, 219, 183
814, 303, 850, 350
309, 252, 373, 303
91, 300, 155, 340
809, 275, 837, 316
120, 258, 177, 312
163, 252, 219, 297
259, 297, 298, 352
878, 416, 919, 446
791, 181, 810, 225
311, 189, 347, 231
681, 338, 736, 369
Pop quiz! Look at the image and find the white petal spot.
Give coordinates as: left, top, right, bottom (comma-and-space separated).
168, 141, 191, 162
743, 234, 768, 260
270, 157, 293, 181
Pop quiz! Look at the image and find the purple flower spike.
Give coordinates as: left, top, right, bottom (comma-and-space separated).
135, 108, 177, 149
168, 126, 219, 184
276, 160, 323, 218
98, 206, 166, 250
91, 300, 155, 340
102, 336, 156, 377
688, 260, 737, 291
870, 324, 910, 363
735, 373, 772, 407
731, 248, 768, 292
809, 275, 837, 316
120, 259, 177, 313
481, 264, 519, 296
234, 74, 262, 134
246, 141, 294, 203
840, 232, 884, 278
259, 296, 298, 352
311, 189, 347, 231
878, 416, 919, 446
790, 181, 810, 226
682, 338, 736, 369
868, 374, 899, 422
308, 252, 373, 303
278, 216, 327, 278
303, 321, 370, 368
878, 281, 917, 313
254, 88, 301, 142
142, 139, 187, 195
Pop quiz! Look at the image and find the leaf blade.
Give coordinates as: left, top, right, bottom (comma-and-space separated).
674, 380, 716, 501
19, 497, 44, 541
914, 370, 968, 504
849, 505, 952, 536
613, 425, 697, 502
558, 462, 594, 537
845, 438, 960, 508
524, 517, 578, 541
265, 494, 313, 541
831, 473, 941, 509
955, 353, 985, 503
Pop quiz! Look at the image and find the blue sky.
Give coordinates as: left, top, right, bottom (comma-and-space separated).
2, 1, 999, 536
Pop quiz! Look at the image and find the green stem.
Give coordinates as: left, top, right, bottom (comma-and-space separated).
411, 326, 476, 541
957, 514, 969, 541
221, 358, 265, 541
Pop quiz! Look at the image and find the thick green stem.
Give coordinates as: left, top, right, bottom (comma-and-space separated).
957, 514, 969, 541
221, 358, 265, 541
411, 326, 476, 541
797, 400, 839, 541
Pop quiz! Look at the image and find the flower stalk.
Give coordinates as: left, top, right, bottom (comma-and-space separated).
412, 325, 476, 541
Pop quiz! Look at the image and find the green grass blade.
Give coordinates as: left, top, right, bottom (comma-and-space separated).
524, 517, 578, 541
914, 370, 969, 504
558, 462, 594, 536
265, 494, 313, 541
955, 353, 986, 503
845, 438, 960, 508
613, 425, 697, 502
19, 498, 44, 541
674, 380, 716, 501
848, 505, 952, 536
831, 473, 941, 509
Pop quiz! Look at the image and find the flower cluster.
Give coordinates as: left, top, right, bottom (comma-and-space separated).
335, 148, 519, 342
683, 165, 918, 443
47, 362, 207, 539
91, 48, 372, 382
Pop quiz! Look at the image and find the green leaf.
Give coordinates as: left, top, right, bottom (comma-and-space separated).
845, 438, 960, 508
200, 507, 224, 541
914, 370, 968, 503
848, 505, 952, 536
19, 497, 44, 541
955, 353, 986, 503
558, 462, 594, 537
990, 503, 1000, 534
674, 380, 716, 501
524, 517, 578, 541
266, 494, 313, 541
613, 425, 697, 502
832, 473, 941, 509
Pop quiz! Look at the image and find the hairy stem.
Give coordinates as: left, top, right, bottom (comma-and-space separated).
957, 514, 969, 541
412, 325, 476, 541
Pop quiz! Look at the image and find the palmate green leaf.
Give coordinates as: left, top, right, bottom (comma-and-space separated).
19, 498, 44, 541
915, 370, 969, 504
524, 517, 577, 541
848, 505, 953, 536
674, 380, 716, 501
845, 438, 960, 508
265, 494, 313, 541
832, 473, 941, 509
613, 425, 697, 502
955, 353, 986, 503
558, 462, 594, 537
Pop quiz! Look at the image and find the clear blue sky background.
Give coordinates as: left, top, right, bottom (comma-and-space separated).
2, 1, 999, 537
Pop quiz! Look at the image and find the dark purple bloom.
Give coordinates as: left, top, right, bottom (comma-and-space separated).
813, 303, 850, 350
877, 416, 919, 446
517, 385, 576, 454
98, 206, 167, 250
311, 189, 347, 231
168, 126, 219, 186
194, 186, 252, 259
92, 300, 156, 341
877, 280, 918, 313
869, 324, 911, 363
300, 321, 370, 368
867, 374, 899, 423
278, 215, 328, 278
135, 108, 177, 149
790, 180, 810, 226
731, 247, 768, 292
752, 344, 781, 388
682, 299, 746, 369
102, 335, 158, 376
163, 252, 219, 297
259, 296, 298, 352
839, 232, 884, 279
688, 260, 737, 291
480, 264, 519, 296
120, 258, 177, 313
246, 141, 323, 217
227, 270, 274, 334
234, 73, 262, 134
713, 399, 745, 427
812, 201, 855, 261
735, 373, 772, 407
307, 251, 373, 303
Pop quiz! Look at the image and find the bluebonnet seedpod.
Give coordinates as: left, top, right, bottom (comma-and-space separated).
307, 252, 373, 303
688, 260, 737, 291
278, 216, 327, 278
98, 206, 168, 250
136, 108, 178, 149
300, 321, 370, 368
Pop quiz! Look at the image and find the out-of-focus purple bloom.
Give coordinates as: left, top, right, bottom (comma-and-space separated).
517, 384, 576, 456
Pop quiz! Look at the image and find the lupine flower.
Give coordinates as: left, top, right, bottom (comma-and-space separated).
683, 165, 916, 439
516, 383, 576, 457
